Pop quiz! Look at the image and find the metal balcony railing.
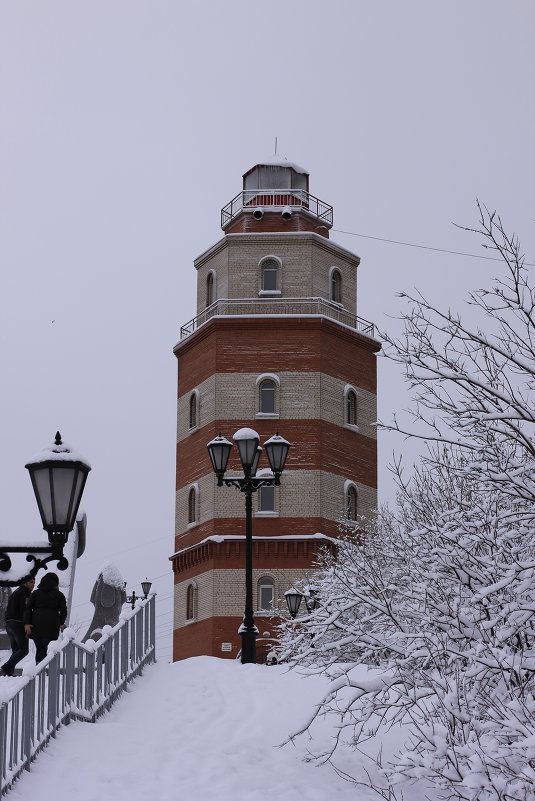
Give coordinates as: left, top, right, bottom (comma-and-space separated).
179, 297, 376, 341
0, 596, 156, 796
221, 189, 333, 228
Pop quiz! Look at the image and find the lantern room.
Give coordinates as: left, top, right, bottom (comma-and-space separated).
242, 157, 309, 193
221, 154, 333, 237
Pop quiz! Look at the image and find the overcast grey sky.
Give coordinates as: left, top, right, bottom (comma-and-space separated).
1, 2, 533, 657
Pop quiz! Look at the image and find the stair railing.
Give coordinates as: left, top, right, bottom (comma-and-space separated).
0, 594, 156, 796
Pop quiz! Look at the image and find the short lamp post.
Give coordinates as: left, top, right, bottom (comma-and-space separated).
0, 432, 91, 587
125, 578, 153, 610
207, 428, 290, 664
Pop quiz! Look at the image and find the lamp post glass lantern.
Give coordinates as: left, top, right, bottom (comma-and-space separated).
207, 427, 291, 664
207, 433, 233, 484
304, 588, 319, 613
0, 431, 91, 586
284, 587, 303, 619
26, 432, 91, 544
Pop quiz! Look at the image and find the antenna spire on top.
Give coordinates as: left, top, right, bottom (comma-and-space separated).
274, 136, 278, 155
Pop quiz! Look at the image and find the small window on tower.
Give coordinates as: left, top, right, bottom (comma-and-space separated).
188, 487, 197, 524
258, 485, 275, 513
346, 485, 357, 521
206, 272, 214, 307
258, 577, 274, 611
346, 390, 357, 426
186, 583, 196, 620
259, 379, 276, 414
189, 392, 198, 430
331, 269, 342, 304
262, 260, 278, 292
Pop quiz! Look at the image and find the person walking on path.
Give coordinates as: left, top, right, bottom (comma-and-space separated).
0, 578, 35, 676
24, 573, 67, 664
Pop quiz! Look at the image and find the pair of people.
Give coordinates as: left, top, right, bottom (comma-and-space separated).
1, 572, 67, 674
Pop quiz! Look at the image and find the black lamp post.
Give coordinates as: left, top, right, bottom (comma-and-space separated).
207, 428, 290, 664
0, 432, 91, 587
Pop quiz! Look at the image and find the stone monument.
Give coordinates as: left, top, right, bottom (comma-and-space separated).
83, 562, 126, 642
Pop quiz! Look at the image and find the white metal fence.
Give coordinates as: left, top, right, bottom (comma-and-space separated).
0, 595, 156, 796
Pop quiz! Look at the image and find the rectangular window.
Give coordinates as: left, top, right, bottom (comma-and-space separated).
259, 485, 275, 512
260, 384, 276, 414
262, 266, 278, 291
259, 584, 274, 610
259, 166, 290, 189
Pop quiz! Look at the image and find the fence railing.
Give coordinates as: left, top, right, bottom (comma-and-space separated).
179, 297, 376, 340
221, 189, 333, 228
0, 595, 156, 797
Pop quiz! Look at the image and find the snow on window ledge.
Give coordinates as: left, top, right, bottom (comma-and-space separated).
184, 617, 197, 626
255, 511, 279, 518
188, 424, 199, 435
255, 412, 279, 419
187, 520, 199, 530
259, 290, 281, 296
343, 422, 359, 433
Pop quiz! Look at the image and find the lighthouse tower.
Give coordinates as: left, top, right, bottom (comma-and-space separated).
170, 155, 380, 661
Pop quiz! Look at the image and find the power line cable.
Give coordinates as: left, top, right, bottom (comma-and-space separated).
332, 227, 535, 266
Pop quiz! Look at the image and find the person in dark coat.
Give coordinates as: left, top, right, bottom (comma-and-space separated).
0, 578, 35, 676
24, 573, 67, 664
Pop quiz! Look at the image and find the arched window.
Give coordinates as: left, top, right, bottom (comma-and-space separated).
261, 259, 279, 292
206, 272, 214, 307
186, 583, 196, 620
346, 390, 357, 426
330, 269, 342, 304
188, 487, 197, 524
258, 577, 274, 611
346, 486, 357, 521
189, 392, 198, 429
259, 379, 276, 414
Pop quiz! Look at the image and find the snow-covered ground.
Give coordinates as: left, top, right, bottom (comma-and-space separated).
5, 656, 433, 801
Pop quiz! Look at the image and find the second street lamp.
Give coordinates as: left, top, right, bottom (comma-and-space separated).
207, 428, 290, 664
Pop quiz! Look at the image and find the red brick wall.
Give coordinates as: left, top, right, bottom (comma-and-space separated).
175, 317, 379, 396
176, 419, 376, 490
174, 516, 338, 551
173, 615, 283, 662
224, 211, 329, 237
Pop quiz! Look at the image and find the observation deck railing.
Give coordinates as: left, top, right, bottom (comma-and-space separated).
0, 596, 156, 796
221, 189, 333, 228
179, 297, 376, 341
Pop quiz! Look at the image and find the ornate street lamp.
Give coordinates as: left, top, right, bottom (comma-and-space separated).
207, 427, 290, 664
0, 432, 91, 586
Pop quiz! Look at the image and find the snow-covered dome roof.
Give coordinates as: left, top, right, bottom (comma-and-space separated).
243, 153, 309, 176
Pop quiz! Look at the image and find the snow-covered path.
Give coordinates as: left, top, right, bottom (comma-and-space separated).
7, 657, 429, 800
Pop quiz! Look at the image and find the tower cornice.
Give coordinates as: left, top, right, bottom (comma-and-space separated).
193, 231, 360, 271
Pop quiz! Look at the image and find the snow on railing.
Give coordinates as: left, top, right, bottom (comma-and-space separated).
221, 189, 333, 228
179, 297, 376, 341
0, 595, 156, 797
